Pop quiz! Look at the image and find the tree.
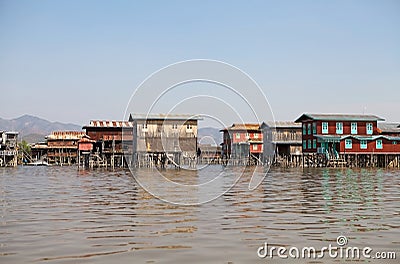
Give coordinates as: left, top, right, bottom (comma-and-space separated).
18, 140, 31, 164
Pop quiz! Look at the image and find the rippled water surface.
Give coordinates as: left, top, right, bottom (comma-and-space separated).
1, 166, 399, 263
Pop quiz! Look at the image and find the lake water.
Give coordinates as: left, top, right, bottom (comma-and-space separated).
1, 166, 399, 263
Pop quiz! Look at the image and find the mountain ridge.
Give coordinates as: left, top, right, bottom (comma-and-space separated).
197, 127, 222, 146
0, 115, 222, 145
0, 114, 82, 143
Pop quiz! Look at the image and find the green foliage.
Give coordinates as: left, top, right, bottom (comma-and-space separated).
18, 140, 32, 164
18, 140, 31, 155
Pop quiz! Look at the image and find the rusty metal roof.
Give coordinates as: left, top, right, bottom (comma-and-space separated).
46, 131, 86, 140
83, 120, 134, 128
78, 137, 96, 143
295, 113, 385, 122
31, 143, 48, 149
220, 123, 261, 131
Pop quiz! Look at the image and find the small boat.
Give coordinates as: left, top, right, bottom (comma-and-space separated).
26, 160, 49, 166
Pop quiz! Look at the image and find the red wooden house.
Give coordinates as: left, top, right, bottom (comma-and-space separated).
220, 123, 263, 162
45, 131, 86, 165
294, 114, 400, 158
82, 120, 134, 167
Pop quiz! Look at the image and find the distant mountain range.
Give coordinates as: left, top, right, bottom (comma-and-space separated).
0, 115, 222, 145
197, 127, 222, 146
0, 115, 81, 143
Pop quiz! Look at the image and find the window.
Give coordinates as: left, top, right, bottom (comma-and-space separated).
336, 122, 343, 134
307, 124, 311, 135
253, 144, 258, 150
345, 139, 352, 149
393, 141, 397, 145
308, 139, 311, 149
236, 133, 240, 139
360, 140, 367, 149
142, 123, 148, 131
172, 124, 178, 129
313, 139, 316, 149
366, 123, 373, 135
376, 139, 383, 149
322, 122, 328, 134
351, 122, 357, 134
302, 124, 306, 135
186, 124, 193, 133
312, 122, 317, 134
303, 140, 307, 150
245, 133, 249, 139
254, 133, 259, 139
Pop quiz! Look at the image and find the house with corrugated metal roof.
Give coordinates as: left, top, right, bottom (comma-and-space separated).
0, 131, 18, 167
294, 113, 400, 167
45, 131, 86, 165
82, 120, 134, 167
128, 113, 201, 167
378, 122, 400, 137
220, 123, 263, 165
260, 121, 302, 167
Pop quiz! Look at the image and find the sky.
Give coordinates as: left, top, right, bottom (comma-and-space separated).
0, 0, 399, 127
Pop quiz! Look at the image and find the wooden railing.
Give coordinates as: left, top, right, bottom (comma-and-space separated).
0, 150, 17, 156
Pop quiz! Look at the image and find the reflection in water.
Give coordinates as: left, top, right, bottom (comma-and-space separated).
0, 166, 399, 263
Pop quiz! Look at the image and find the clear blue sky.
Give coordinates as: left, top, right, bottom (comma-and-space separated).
1, 0, 399, 126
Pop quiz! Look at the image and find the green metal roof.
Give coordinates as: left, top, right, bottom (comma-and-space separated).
314, 135, 342, 142
385, 136, 400, 141
315, 135, 400, 142
295, 113, 385, 123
